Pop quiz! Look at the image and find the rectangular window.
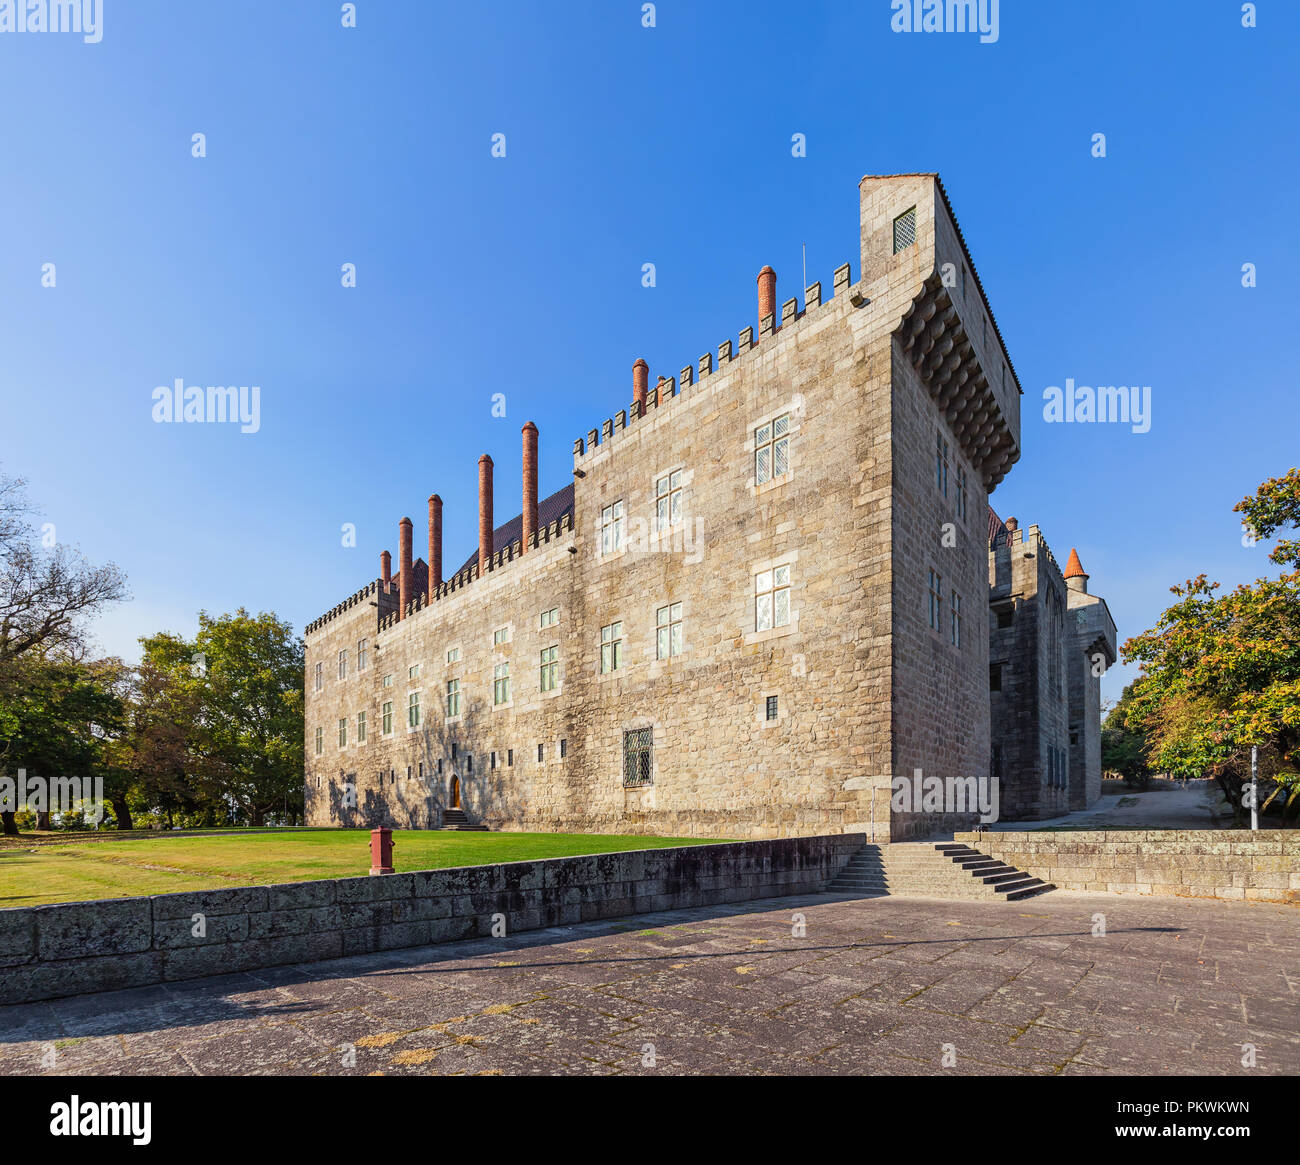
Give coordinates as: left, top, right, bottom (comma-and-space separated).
314, 662, 323, 692
382, 673, 393, 688
996, 606, 1014, 629
314, 726, 323, 755
951, 590, 962, 648
408, 691, 421, 728
559, 738, 567, 759
338, 718, 347, 748
507, 749, 514, 767
928, 569, 943, 631
491, 751, 496, 770
956, 465, 967, 521
381, 700, 393, 735
623, 728, 652, 787
467, 755, 473, 773
493, 662, 510, 706
408, 663, 421, 680
493, 626, 510, 647
989, 664, 1003, 691
755, 564, 791, 632
600, 621, 623, 673
936, 431, 949, 496
537, 743, 544, 762
357, 638, 369, 671
656, 602, 683, 660
446, 647, 460, 664
892, 206, 917, 253
357, 710, 367, 743
539, 645, 558, 692
765, 695, 779, 721
445, 678, 460, 717
600, 501, 625, 555
655, 470, 683, 531
539, 607, 559, 629
754, 414, 790, 485
337, 650, 348, 680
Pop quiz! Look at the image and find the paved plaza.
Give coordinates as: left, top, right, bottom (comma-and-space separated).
1, 891, 1297, 1076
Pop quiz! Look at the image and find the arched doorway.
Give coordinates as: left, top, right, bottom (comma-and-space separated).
450, 775, 461, 809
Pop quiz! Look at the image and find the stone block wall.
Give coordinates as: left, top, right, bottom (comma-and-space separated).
958, 830, 1300, 901
0, 834, 863, 1004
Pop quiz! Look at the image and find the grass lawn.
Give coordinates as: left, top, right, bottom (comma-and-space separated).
0, 830, 719, 909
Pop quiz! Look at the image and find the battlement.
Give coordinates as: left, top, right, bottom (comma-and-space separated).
377, 510, 575, 634
572, 262, 855, 468
304, 580, 383, 638
994, 519, 1062, 581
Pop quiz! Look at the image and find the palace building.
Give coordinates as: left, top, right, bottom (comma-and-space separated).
302, 173, 1111, 839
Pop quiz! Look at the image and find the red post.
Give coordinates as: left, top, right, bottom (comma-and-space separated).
369, 827, 395, 875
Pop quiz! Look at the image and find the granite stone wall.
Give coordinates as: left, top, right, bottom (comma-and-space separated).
0, 834, 863, 1004
958, 830, 1300, 902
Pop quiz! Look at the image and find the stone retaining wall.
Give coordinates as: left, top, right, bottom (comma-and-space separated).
957, 830, 1300, 902
0, 834, 862, 1005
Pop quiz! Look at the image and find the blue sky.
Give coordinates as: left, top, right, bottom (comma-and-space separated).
1, 0, 1296, 709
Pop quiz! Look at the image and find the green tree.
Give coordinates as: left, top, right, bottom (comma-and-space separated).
140, 611, 305, 826
0, 471, 127, 834
0, 654, 125, 834
1123, 469, 1300, 822
1100, 683, 1153, 788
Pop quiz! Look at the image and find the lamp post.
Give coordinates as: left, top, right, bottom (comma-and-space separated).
1250, 746, 1259, 832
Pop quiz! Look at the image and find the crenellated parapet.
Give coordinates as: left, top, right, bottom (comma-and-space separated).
572, 263, 854, 468
304, 580, 382, 638
376, 510, 576, 633
898, 270, 1019, 490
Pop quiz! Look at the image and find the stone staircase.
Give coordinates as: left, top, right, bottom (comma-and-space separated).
438, 808, 489, 831
827, 841, 1054, 901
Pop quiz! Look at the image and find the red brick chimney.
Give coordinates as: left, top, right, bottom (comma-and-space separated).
521, 422, 538, 554
398, 517, 413, 620
757, 265, 777, 334
478, 454, 494, 574
427, 494, 442, 595
380, 549, 391, 592
633, 358, 649, 411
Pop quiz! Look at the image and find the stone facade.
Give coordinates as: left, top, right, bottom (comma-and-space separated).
988, 520, 1115, 818
303, 173, 1028, 840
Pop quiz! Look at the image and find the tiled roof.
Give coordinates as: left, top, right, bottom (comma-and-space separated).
988, 505, 1006, 548
452, 482, 576, 576
1063, 548, 1087, 579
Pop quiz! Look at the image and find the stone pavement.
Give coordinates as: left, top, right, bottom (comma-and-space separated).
1, 892, 1296, 1076
988, 780, 1231, 832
